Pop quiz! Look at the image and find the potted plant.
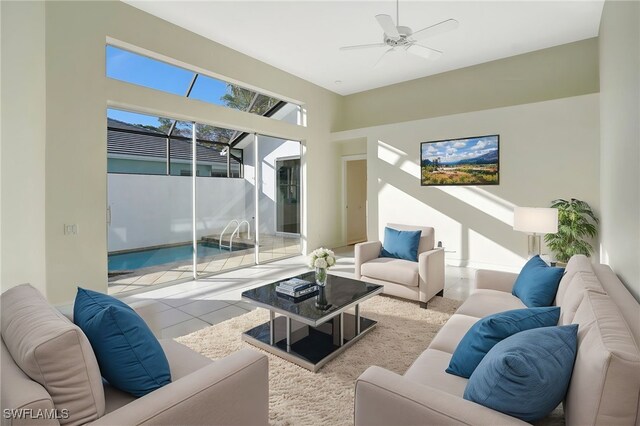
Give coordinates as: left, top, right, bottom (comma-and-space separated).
544, 198, 599, 264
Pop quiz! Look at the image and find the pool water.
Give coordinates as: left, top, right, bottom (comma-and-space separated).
109, 242, 236, 272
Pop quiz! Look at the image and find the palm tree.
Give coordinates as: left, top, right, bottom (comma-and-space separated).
544, 198, 599, 263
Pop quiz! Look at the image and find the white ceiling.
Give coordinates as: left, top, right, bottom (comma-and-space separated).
124, 1, 604, 95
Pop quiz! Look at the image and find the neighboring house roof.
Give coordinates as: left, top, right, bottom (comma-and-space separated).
107, 118, 232, 165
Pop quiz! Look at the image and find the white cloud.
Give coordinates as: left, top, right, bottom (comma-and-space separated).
447, 147, 457, 154
427, 145, 437, 153
453, 141, 466, 148
471, 140, 487, 150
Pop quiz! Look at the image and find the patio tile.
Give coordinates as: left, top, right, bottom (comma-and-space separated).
131, 272, 166, 285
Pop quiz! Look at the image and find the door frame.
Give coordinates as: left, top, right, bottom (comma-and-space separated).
342, 154, 368, 246
274, 155, 302, 237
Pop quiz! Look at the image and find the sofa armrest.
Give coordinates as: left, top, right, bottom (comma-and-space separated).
418, 248, 445, 302
89, 349, 268, 426
355, 366, 527, 426
354, 241, 382, 279
474, 269, 519, 293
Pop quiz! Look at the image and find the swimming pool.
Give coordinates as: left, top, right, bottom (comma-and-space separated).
108, 242, 239, 272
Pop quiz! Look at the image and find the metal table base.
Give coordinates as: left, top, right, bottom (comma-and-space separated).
242, 307, 376, 372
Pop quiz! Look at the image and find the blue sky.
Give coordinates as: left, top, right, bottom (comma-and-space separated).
106, 46, 229, 127
422, 136, 498, 164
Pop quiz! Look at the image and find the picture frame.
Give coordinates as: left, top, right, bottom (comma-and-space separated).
420, 135, 500, 186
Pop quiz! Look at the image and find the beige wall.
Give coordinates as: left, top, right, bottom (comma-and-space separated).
333, 94, 600, 271
1, 1, 342, 304
1, 1, 47, 296
337, 38, 599, 132
598, 0, 640, 301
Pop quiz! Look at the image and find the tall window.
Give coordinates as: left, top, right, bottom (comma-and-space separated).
106, 45, 301, 126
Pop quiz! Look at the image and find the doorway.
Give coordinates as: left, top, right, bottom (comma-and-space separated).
344, 157, 367, 245
276, 157, 301, 234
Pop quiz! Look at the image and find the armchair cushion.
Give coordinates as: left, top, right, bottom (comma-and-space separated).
380, 227, 422, 262
512, 255, 564, 307
74, 288, 171, 397
464, 324, 578, 422
360, 257, 419, 287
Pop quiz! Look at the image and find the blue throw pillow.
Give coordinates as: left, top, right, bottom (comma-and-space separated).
74, 288, 171, 397
446, 306, 560, 378
380, 227, 422, 262
512, 255, 564, 307
464, 324, 578, 422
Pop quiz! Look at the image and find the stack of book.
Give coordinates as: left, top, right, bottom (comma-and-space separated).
276, 278, 318, 298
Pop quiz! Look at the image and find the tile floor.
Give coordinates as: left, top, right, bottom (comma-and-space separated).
122, 246, 474, 339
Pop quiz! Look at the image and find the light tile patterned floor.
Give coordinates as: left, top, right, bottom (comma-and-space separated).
119, 246, 474, 339
108, 234, 301, 295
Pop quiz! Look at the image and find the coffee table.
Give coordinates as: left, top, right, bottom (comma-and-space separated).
241, 272, 383, 372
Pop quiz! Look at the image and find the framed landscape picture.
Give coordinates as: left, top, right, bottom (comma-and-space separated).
420, 135, 499, 186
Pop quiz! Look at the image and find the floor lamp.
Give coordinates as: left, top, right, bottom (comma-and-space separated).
513, 207, 559, 257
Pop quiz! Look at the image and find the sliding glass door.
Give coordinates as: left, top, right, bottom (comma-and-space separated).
256, 135, 302, 263
107, 110, 302, 294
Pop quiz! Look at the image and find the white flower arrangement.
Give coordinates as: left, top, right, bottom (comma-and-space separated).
308, 247, 336, 270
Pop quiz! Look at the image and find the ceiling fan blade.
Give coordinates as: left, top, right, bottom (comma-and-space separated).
339, 42, 387, 51
374, 48, 396, 68
375, 14, 400, 38
411, 18, 459, 41
406, 44, 443, 60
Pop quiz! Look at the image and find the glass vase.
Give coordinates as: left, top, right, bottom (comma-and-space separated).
315, 267, 328, 287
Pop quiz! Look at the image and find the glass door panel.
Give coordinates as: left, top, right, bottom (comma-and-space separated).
195, 129, 256, 276
256, 135, 301, 263
107, 109, 193, 294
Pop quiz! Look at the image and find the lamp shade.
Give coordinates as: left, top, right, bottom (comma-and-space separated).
513, 207, 558, 234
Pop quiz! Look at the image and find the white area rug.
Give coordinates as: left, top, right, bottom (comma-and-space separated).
176, 295, 460, 425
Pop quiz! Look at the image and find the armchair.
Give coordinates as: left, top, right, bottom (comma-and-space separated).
354, 224, 444, 307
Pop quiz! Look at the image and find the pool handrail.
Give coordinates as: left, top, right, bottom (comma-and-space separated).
220, 219, 251, 251
220, 219, 240, 250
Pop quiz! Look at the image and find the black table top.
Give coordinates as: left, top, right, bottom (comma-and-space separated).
241, 271, 382, 323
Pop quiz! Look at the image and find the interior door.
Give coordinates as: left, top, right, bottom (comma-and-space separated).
276, 158, 301, 234
346, 159, 367, 244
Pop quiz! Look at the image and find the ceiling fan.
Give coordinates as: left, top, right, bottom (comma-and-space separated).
340, 0, 459, 67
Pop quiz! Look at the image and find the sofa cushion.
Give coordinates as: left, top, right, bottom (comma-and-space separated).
103, 339, 213, 414
380, 227, 422, 262
0, 284, 105, 425
555, 254, 593, 306
456, 289, 526, 319
512, 255, 564, 307
74, 288, 171, 397
360, 257, 419, 287
447, 307, 560, 378
429, 314, 479, 354
464, 325, 578, 422
564, 291, 640, 426
404, 349, 468, 397
558, 271, 606, 325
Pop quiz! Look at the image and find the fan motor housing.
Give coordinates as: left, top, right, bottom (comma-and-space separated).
384, 26, 413, 46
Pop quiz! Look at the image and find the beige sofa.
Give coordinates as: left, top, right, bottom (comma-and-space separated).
355, 255, 640, 425
1, 284, 269, 426
355, 224, 445, 308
